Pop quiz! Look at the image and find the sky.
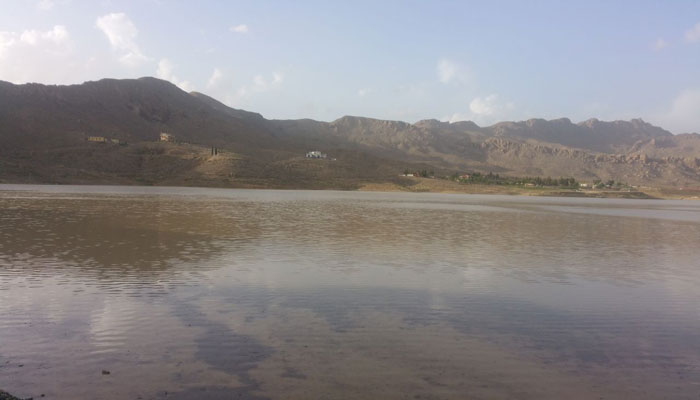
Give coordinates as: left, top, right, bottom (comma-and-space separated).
1, 0, 699, 133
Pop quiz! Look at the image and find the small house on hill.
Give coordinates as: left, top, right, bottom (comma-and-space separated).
87, 136, 106, 143
306, 150, 327, 159
160, 132, 173, 142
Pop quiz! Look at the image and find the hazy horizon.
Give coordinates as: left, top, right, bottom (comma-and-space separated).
1, 0, 699, 133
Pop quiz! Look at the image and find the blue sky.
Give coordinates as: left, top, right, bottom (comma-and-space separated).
1, 0, 699, 132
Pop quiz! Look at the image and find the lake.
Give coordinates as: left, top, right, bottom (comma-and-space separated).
1, 185, 699, 399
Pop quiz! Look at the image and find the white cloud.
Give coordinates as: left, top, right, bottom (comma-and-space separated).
230, 71, 284, 104
18, 25, 68, 45
685, 22, 700, 43
653, 89, 700, 133
230, 24, 249, 34
252, 74, 266, 87
207, 67, 223, 88
156, 58, 194, 91
250, 72, 283, 90
0, 32, 14, 59
204, 68, 243, 104
437, 59, 456, 83
445, 94, 515, 125
0, 25, 79, 84
36, 0, 54, 11
651, 38, 668, 51
96, 13, 148, 67
36, 0, 71, 11
357, 88, 371, 97
436, 58, 470, 84
469, 94, 500, 116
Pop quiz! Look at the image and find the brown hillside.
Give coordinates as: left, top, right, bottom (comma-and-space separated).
1, 77, 698, 188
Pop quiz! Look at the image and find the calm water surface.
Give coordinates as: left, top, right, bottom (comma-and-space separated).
1, 184, 699, 399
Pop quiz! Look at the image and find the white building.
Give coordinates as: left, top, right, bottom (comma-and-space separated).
306, 150, 327, 159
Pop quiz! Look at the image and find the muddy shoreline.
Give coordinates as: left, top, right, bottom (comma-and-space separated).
1, 179, 695, 200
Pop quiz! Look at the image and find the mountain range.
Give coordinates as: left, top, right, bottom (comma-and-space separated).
1, 77, 699, 189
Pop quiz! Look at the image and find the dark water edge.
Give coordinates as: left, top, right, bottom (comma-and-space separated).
0, 390, 24, 400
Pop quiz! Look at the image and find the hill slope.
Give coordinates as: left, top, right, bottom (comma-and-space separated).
1, 77, 698, 188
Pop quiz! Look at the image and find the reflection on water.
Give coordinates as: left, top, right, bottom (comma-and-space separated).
1, 185, 700, 399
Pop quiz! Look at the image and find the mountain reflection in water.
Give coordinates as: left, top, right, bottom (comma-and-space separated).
1, 185, 699, 400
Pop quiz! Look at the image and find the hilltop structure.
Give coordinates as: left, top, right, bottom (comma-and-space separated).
306, 151, 327, 159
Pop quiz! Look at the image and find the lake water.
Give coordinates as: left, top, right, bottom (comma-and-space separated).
1, 185, 699, 399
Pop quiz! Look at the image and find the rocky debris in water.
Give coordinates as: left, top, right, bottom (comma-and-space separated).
0, 390, 28, 400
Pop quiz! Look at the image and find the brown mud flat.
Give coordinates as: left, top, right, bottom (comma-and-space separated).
359, 178, 669, 199
647, 187, 700, 200
545, 190, 657, 199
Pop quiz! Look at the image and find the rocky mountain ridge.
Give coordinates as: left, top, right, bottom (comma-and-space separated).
0, 77, 698, 188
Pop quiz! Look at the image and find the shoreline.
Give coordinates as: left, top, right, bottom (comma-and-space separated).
357, 178, 700, 200
1, 179, 699, 200
2, 140, 698, 201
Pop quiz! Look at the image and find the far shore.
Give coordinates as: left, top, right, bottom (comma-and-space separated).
1, 178, 699, 200
2, 140, 698, 201
362, 178, 699, 200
